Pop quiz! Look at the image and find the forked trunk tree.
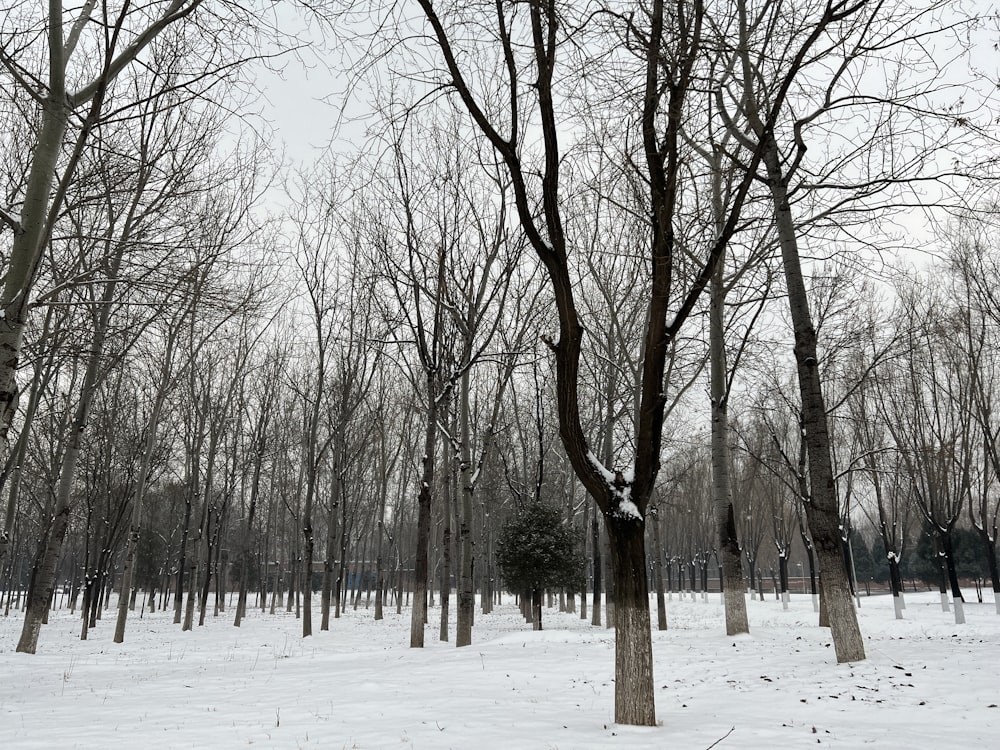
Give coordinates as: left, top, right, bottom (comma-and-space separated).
449, 189, 528, 647
368, 114, 519, 647
372, 377, 410, 621
372, 146, 454, 648
291, 222, 337, 639
415, 0, 830, 723
763, 173, 867, 655
115, 320, 181, 641
708, 246, 750, 631
16, 203, 126, 653
117, 110, 264, 639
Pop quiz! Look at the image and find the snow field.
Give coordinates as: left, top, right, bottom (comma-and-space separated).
0, 591, 997, 749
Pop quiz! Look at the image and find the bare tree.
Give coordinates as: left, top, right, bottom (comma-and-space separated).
287, 165, 346, 638
883, 280, 975, 624
368, 121, 468, 648
946, 222, 1000, 614
233, 343, 288, 627
717, 0, 997, 658
410, 0, 833, 722
696, 129, 775, 634
846, 316, 912, 619
717, 0, 872, 663
0, 0, 214, 452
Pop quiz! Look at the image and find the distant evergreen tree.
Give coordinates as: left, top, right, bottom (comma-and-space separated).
952, 528, 988, 578
913, 526, 986, 585
869, 538, 890, 585
852, 536, 875, 594
495, 502, 585, 630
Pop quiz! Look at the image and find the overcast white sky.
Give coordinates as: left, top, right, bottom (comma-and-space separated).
251, 4, 392, 174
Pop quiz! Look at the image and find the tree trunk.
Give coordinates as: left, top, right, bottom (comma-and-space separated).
603, 523, 615, 627
116, 335, 176, 641
373, 514, 387, 622
335, 499, 349, 618
708, 155, 749, 635
410, 377, 438, 648
763, 137, 865, 663
300, 426, 319, 638
579, 495, 588, 621
196, 442, 222, 628
395, 554, 404, 615
354, 533, 371, 610
650, 504, 667, 631
17, 231, 129, 653
975, 532, 999, 615
606, 513, 655, 726
940, 528, 966, 624
183, 538, 198, 631
456, 370, 475, 647
842, 533, 858, 600
439, 441, 452, 642
17, 508, 71, 653
887, 555, 904, 618
483, 514, 494, 616
799, 521, 820, 612
0, 42, 72, 451
532, 588, 542, 631
590, 510, 602, 626
779, 554, 789, 609
0, 307, 55, 568
321, 462, 342, 630
234, 441, 264, 627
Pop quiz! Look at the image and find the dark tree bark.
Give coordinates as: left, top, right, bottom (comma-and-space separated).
414, 0, 803, 724
410, 375, 439, 648
650, 502, 667, 631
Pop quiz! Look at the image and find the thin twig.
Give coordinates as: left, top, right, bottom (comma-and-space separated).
705, 726, 735, 749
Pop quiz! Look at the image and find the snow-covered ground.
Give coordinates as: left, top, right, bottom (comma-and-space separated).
1, 590, 996, 748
